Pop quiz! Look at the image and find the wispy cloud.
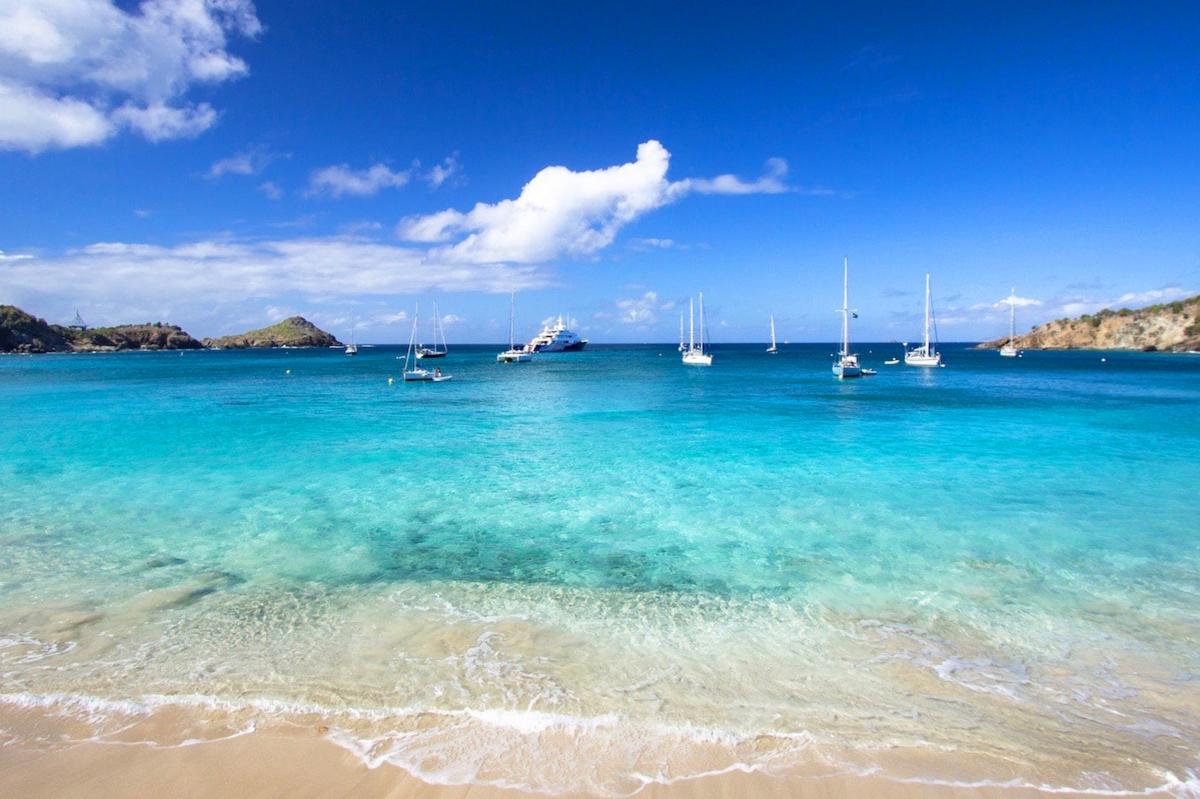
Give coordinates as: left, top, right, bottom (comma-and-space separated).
0, 249, 34, 262
675, 157, 790, 196
0, 0, 261, 153
208, 147, 289, 179
596, 291, 676, 325
628, 237, 677, 251
258, 181, 283, 200
307, 163, 412, 198
424, 154, 462, 188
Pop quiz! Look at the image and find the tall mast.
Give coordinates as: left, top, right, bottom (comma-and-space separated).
680, 311, 684, 349
508, 292, 515, 350
924, 272, 931, 352
699, 292, 705, 352
841, 257, 850, 357
1009, 287, 1016, 346
689, 296, 695, 350
770, 315, 776, 348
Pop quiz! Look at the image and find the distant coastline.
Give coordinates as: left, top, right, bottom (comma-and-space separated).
0, 305, 340, 354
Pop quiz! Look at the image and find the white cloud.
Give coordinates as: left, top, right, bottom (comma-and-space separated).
397, 141, 679, 263
1115, 287, 1192, 306
258, 180, 282, 200
0, 249, 34, 262
611, 290, 675, 324
0, 0, 260, 153
675, 157, 790, 195
0, 236, 553, 320
307, 163, 412, 198
424, 153, 461, 188
970, 293, 1042, 311
441, 313, 464, 326
396, 141, 794, 265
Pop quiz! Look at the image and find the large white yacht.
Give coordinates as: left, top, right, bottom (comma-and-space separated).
526, 316, 587, 352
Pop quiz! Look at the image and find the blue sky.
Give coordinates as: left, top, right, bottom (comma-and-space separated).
1, 1, 1198, 343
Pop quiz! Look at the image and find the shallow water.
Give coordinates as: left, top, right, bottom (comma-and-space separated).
2, 344, 1199, 794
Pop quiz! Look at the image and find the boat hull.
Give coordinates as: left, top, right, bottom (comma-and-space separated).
416, 350, 447, 359
682, 350, 712, 366
999, 346, 1019, 358
531, 340, 587, 352
832, 364, 863, 379
904, 354, 942, 367
496, 351, 532, 363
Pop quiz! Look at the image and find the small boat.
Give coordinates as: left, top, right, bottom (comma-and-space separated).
884, 358, 900, 365
417, 300, 449, 359
861, 368, 878, 376
401, 307, 449, 381
1000, 288, 1020, 357
832, 257, 862, 379
766, 315, 778, 353
682, 293, 713, 366
497, 292, 533, 363
344, 330, 358, 356
904, 273, 942, 367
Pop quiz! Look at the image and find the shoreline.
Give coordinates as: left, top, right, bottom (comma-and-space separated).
0, 701, 1190, 799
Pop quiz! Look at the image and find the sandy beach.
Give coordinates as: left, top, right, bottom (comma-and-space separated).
2, 702, 1185, 799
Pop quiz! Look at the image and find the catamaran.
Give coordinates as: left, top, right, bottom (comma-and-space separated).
766, 315, 778, 353
832, 257, 862, 379
417, 300, 448, 359
904, 272, 942, 367
682, 293, 713, 366
497, 292, 532, 363
1000, 288, 1020, 357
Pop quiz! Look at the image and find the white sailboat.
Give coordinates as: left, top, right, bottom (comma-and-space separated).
401, 307, 433, 381
497, 292, 532, 363
1000, 288, 1020, 357
682, 293, 713, 366
904, 272, 942, 367
832, 257, 862, 379
766, 315, 778, 353
344, 329, 358, 355
417, 300, 448, 359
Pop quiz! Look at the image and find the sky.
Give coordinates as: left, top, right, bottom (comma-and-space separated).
1, 1, 1198, 344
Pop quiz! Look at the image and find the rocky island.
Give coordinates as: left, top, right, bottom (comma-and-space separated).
1, 306, 203, 353
978, 294, 1200, 352
202, 316, 342, 349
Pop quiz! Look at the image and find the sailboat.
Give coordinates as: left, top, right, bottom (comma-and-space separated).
766, 315, 778, 353
344, 329, 358, 356
1000, 288, 1020, 357
904, 273, 942, 367
496, 292, 532, 363
832, 257, 862, 379
682, 293, 713, 366
401, 308, 434, 381
678, 311, 685, 352
417, 300, 448, 359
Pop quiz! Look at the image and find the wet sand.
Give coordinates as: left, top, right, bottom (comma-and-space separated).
0, 705, 1174, 799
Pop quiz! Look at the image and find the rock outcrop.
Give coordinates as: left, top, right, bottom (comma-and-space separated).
0, 306, 72, 353
978, 295, 1200, 352
202, 316, 341, 349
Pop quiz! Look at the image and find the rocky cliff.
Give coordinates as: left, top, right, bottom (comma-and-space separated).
202, 316, 341, 349
979, 295, 1200, 352
0, 306, 72, 353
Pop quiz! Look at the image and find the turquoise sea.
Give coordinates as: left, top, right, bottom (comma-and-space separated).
2, 344, 1199, 795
